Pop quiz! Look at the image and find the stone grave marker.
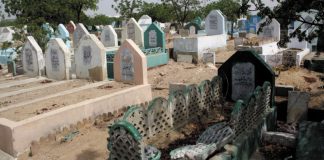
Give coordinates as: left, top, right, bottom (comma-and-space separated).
45, 38, 71, 80
138, 15, 152, 31
100, 25, 118, 47
75, 34, 107, 81
22, 36, 45, 77
144, 23, 166, 49
218, 50, 275, 102
67, 21, 76, 34
127, 18, 144, 47
0, 27, 15, 43
257, 18, 280, 41
205, 10, 226, 35
114, 39, 148, 85
189, 25, 196, 35
177, 54, 193, 63
287, 91, 310, 123
57, 24, 71, 48
282, 50, 297, 67
73, 23, 90, 48
202, 52, 215, 64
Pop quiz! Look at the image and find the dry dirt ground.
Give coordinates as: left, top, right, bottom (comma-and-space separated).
10, 40, 323, 160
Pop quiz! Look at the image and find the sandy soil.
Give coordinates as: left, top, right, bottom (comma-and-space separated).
0, 82, 131, 121
0, 75, 29, 84
0, 80, 93, 108
0, 79, 57, 94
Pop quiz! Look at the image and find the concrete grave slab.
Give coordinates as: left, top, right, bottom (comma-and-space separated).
205, 10, 226, 35
75, 34, 107, 81
114, 39, 148, 85
100, 25, 118, 47
144, 23, 166, 49
126, 18, 144, 47
22, 36, 45, 77
287, 91, 310, 123
45, 38, 71, 80
73, 23, 89, 48
257, 18, 280, 42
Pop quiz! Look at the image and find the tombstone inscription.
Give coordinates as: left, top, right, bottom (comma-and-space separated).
231, 62, 255, 101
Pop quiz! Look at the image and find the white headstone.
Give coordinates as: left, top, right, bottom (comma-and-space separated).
0, 27, 15, 43
205, 10, 226, 35
75, 34, 107, 81
127, 18, 144, 47
45, 38, 71, 80
189, 26, 196, 35
22, 36, 45, 77
73, 23, 89, 48
100, 25, 118, 47
138, 15, 152, 31
231, 62, 255, 101
257, 18, 280, 41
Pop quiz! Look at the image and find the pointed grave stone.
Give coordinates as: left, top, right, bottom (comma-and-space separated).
45, 38, 71, 80
205, 10, 226, 35
257, 18, 280, 42
75, 34, 107, 81
100, 25, 118, 47
0, 27, 15, 43
57, 24, 70, 40
22, 36, 45, 77
127, 18, 144, 47
114, 39, 148, 85
73, 23, 90, 48
138, 15, 152, 31
144, 23, 166, 49
67, 21, 76, 34
218, 50, 275, 103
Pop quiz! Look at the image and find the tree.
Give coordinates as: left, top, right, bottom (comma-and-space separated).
85, 15, 120, 26
161, 0, 200, 26
138, 2, 175, 22
240, 0, 324, 52
203, 0, 241, 38
112, 0, 143, 19
68, 0, 98, 22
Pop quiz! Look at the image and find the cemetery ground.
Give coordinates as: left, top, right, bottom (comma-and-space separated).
0, 41, 319, 160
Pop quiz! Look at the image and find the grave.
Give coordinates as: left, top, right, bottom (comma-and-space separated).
45, 38, 71, 80
287, 91, 310, 123
57, 24, 71, 48
173, 10, 227, 63
100, 25, 118, 48
126, 18, 144, 47
138, 15, 152, 31
0, 27, 15, 43
202, 52, 215, 64
22, 36, 45, 77
75, 34, 107, 81
205, 10, 226, 36
218, 50, 275, 102
257, 18, 280, 42
184, 22, 201, 35
114, 39, 148, 85
143, 23, 169, 68
67, 21, 76, 34
73, 23, 90, 48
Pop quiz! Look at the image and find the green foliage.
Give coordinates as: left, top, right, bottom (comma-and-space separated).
85, 15, 120, 26
162, 0, 200, 26
240, 0, 324, 50
203, 0, 241, 22
112, 0, 143, 19
137, 2, 175, 22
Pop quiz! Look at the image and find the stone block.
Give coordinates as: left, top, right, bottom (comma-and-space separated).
287, 91, 310, 123
203, 52, 215, 64
177, 54, 193, 63
275, 85, 295, 97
